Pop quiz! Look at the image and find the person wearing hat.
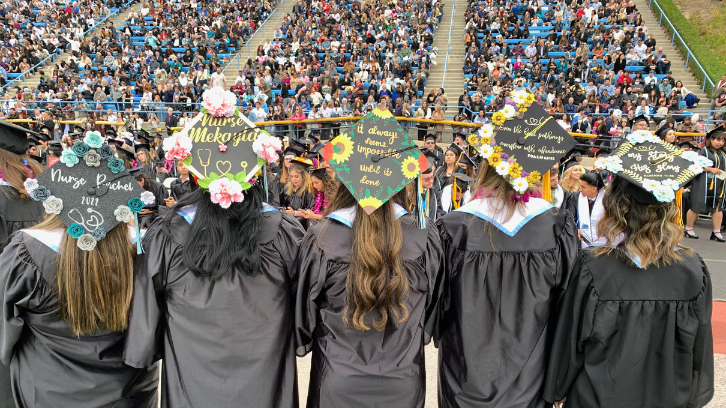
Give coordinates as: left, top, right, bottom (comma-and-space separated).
435, 100, 579, 408
134, 143, 157, 180
280, 158, 315, 227
411, 151, 445, 223
563, 172, 607, 248
657, 125, 677, 146
630, 114, 650, 131
423, 134, 444, 167
685, 128, 726, 241
295, 109, 441, 407
128, 167, 167, 228
276, 145, 306, 184
0, 137, 158, 407
440, 173, 473, 214
165, 160, 198, 207
545, 137, 714, 407
560, 157, 586, 193
124, 122, 305, 407
435, 143, 465, 189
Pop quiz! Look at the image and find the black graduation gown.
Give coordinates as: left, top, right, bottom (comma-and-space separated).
169, 176, 194, 201
138, 179, 167, 228
435, 205, 578, 408
0, 185, 45, 408
280, 187, 315, 226
136, 162, 156, 181
690, 147, 726, 214
544, 249, 714, 408
124, 208, 305, 408
0, 232, 159, 408
295, 214, 443, 408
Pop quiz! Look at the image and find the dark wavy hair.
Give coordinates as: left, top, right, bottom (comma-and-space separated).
168, 184, 264, 280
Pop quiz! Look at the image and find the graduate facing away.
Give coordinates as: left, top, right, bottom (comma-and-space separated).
295, 108, 443, 408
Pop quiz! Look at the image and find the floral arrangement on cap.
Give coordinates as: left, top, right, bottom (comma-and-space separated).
467, 90, 539, 195
163, 88, 281, 209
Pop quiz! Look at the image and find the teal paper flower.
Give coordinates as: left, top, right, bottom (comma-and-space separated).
67, 223, 85, 239
60, 150, 79, 167
98, 144, 115, 160
83, 132, 104, 149
127, 197, 145, 213
107, 158, 125, 174
72, 141, 90, 157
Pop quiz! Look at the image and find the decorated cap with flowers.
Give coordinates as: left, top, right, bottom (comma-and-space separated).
470, 91, 577, 196
29, 131, 148, 252
163, 87, 281, 209
596, 129, 712, 204
321, 108, 428, 214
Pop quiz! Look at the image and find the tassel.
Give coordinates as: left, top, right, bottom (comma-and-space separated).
453, 182, 461, 210
134, 213, 143, 254
542, 170, 552, 204
263, 164, 269, 203
675, 188, 683, 228
417, 175, 426, 229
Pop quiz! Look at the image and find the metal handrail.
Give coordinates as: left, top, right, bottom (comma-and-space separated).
441, 0, 456, 89
648, 0, 715, 96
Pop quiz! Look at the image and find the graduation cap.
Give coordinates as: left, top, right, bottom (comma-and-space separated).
134, 142, 151, 153
472, 100, 577, 195
288, 137, 309, 153
706, 127, 726, 140
563, 159, 582, 171
321, 108, 427, 214
107, 139, 124, 149
677, 140, 697, 150
656, 124, 674, 139
424, 134, 437, 142
27, 135, 41, 148
128, 167, 146, 181
632, 115, 649, 126
458, 153, 476, 169
117, 146, 136, 160
446, 143, 463, 156
305, 151, 323, 162
32, 140, 147, 251
38, 125, 54, 140
134, 128, 151, 141
28, 154, 43, 164
0, 121, 36, 154
73, 124, 85, 134
309, 167, 328, 179
451, 173, 475, 191
48, 141, 64, 156
283, 145, 305, 157
105, 128, 117, 138
597, 130, 712, 204
422, 149, 439, 174
290, 157, 314, 169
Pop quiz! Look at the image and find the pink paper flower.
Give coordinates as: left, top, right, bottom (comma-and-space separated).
252, 131, 283, 163
202, 87, 238, 118
218, 143, 228, 152
208, 178, 244, 209
162, 133, 192, 160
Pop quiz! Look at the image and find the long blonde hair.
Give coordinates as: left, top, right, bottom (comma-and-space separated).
323, 184, 410, 331
0, 149, 45, 200
592, 177, 691, 267
284, 162, 310, 196
31, 216, 135, 336
560, 164, 585, 193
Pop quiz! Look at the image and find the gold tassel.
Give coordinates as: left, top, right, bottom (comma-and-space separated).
675, 188, 684, 228
453, 181, 460, 210
542, 170, 551, 203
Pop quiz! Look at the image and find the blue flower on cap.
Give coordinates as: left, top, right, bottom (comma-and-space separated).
97, 144, 115, 160
72, 141, 90, 157
91, 227, 107, 241
67, 223, 86, 239
107, 158, 126, 174
60, 150, 79, 167
83, 132, 104, 149
32, 185, 51, 201
127, 197, 145, 213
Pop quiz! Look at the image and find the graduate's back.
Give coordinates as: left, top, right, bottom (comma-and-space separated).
435, 198, 578, 408
124, 188, 305, 408
294, 191, 443, 408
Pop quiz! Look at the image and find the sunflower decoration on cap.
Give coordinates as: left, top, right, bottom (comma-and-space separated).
596, 130, 712, 204
470, 90, 577, 199
322, 108, 428, 214
25, 131, 148, 252
162, 88, 281, 209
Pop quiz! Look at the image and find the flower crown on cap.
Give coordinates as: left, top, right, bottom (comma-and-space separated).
163, 88, 281, 209
468, 90, 538, 195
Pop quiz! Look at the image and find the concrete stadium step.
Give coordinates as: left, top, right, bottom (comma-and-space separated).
223, 0, 290, 84
632, 0, 711, 103
427, 0, 468, 94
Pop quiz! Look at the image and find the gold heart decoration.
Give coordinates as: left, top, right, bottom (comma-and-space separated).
216, 160, 232, 175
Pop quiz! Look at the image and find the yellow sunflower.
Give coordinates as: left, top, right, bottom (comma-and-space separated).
373, 108, 393, 118
493, 146, 503, 154
488, 153, 502, 166
467, 133, 479, 146
525, 94, 535, 104
331, 134, 354, 163
480, 136, 492, 145
359, 196, 383, 213
526, 170, 541, 184
492, 112, 506, 126
508, 163, 523, 179
401, 156, 419, 179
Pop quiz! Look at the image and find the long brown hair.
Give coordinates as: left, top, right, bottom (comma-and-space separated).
592, 177, 691, 267
284, 162, 310, 196
323, 184, 410, 331
31, 216, 136, 336
0, 149, 45, 200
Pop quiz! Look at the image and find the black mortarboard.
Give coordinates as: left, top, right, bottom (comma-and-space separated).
677, 140, 697, 150
39, 125, 54, 139
563, 159, 581, 171
73, 124, 85, 134
447, 143, 463, 156
595, 150, 609, 158
28, 154, 43, 164
33, 140, 147, 251
310, 167, 328, 179
706, 127, 726, 140
289, 157, 314, 169
424, 134, 437, 142
283, 145, 305, 157
305, 151, 323, 162
453, 133, 467, 142
656, 125, 674, 138
288, 137, 309, 152
108, 139, 124, 148
134, 142, 151, 153
106, 128, 117, 138
0, 121, 36, 154
135, 128, 151, 140
632, 115, 649, 125
128, 167, 145, 181
451, 173, 475, 191
321, 108, 426, 214
600, 132, 711, 204
27, 135, 40, 148
117, 146, 136, 160
458, 153, 476, 168
48, 141, 64, 156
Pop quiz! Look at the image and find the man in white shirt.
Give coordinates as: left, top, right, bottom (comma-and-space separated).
251, 102, 267, 122
320, 100, 333, 140
524, 41, 537, 58
107, 109, 118, 130
634, 39, 647, 58
644, 72, 658, 85
210, 67, 226, 89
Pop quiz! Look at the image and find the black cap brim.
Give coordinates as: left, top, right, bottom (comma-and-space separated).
0, 121, 35, 154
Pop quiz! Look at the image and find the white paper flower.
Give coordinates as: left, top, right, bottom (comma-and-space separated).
114, 205, 134, 222
478, 144, 494, 159
201, 87, 238, 117
83, 151, 101, 167
478, 124, 494, 138
83, 131, 104, 149
688, 164, 704, 174
641, 179, 661, 192
42, 195, 63, 214
511, 91, 526, 106
603, 156, 624, 173
501, 105, 517, 119
662, 179, 681, 191
496, 161, 511, 176
626, 133, 647, 144
140, 191, 156, 205
695, 156, 714, 169
511, 177, 529, 194
76, 234, 97, 251
644, 134, 661, 143
23, 178, 38, 193
680, 150, 699, 162
653, 185, 676, 203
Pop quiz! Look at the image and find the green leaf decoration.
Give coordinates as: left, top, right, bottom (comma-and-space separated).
198, 178, 211, 189
209, 172, 220, 181
365, 189, 371, 198
257, 157, 267, 167
182, 155, 193, 166
201, 107, 208, 115
240, 181, 252, 190
234, 107, 240, 116
234, 171, 246, 183
349, 185, 355, 195
387, 186, 394, 196
225, 173, 234, 180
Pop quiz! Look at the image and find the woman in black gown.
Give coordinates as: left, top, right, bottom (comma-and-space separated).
0, 122, 46, 408
1, 140, 158, 408
435, 161, 579, 407
685, 129, 726, 241
128, 168, 167, 228
295, 184, 442, 408
544, 175, 714, 408
165, 160, 197, 206
280, 161, 314, 225
124, 184, 305, 408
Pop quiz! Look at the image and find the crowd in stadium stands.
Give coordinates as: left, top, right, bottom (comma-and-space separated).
459, 0, 707, 144
0, 0, 114, 86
